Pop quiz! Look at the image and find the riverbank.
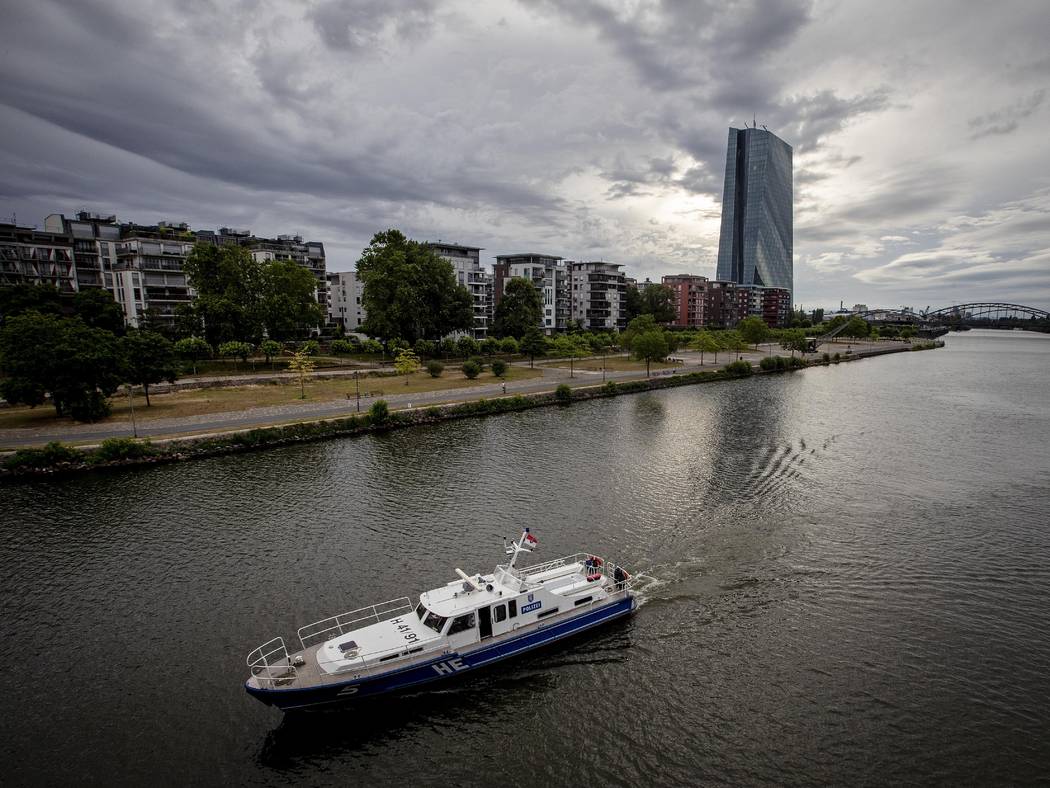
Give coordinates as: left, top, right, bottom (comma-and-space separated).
0, 341, 942, 478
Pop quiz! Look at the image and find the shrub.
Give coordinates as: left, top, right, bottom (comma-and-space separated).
462, 360, 482, 379
499, 337, 519, 354
491, 359, 508, 378
299, 339, 321, 356
759, 356, 777, 371
822, 352, 831, 362
93, 437, 156, 463
468, 356, 486, 372
369, 399, 389, 424
601, 381, 618, 395
555, 383, 572, 402
724, 360, 753, 376
330, 339, 354, 355
457, 336, 481, 358
787, 356, 807, 369
481, 337, 501, 356
426, 360, 444, 378
3, 441, 81, 470
414, 339, 436, 358
833, 352, 841, 361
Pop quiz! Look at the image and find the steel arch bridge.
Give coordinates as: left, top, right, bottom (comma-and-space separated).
852, 303, 1050, 324
922, 303, 1050, 322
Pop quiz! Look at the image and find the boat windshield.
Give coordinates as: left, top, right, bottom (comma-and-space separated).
422, 610, 447, 633
415, 602, 426, 620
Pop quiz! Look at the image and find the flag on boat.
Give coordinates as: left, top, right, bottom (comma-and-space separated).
524, 531, 539, 548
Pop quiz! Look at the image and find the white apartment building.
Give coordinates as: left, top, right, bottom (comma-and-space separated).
326, 270, 367, 332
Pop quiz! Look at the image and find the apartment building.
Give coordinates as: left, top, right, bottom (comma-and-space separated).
569, 261, 627, 331
426, 242, 491, 340
663, 274, 790, 328
494, 253, 568, 334
326, 270, 367, 332
0, 222, 76, 293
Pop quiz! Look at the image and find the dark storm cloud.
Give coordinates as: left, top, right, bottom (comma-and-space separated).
3, 0, 1050, 307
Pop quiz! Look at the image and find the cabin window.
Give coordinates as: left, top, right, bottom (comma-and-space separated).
537, 608, 559, 619
415, 602, 426, 620
423, 611, 447, 633
447, 613, 476, 635
493, 604, 507, 623
574, 597, 593, 607
509, 600, 517, 618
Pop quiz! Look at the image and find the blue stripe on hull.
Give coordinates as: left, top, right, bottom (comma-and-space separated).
246, 596, 635, 711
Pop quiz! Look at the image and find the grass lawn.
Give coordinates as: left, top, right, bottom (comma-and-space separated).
0, 367, 543, 430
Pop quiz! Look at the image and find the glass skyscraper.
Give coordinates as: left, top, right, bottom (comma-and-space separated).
715, 127, 793, 299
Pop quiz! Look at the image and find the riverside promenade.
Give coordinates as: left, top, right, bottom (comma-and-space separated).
0, 339, 900, 451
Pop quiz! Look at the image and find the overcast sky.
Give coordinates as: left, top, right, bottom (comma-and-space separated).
2, 0, 1049, 310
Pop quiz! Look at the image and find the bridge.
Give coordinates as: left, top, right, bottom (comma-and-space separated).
811, 302, 1050, 347
851, 303, 1049, 325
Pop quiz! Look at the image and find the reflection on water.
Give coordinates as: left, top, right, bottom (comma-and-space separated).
2, 330, 1049, 786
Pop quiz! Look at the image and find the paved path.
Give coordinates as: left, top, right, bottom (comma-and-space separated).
0, 341, 911, 450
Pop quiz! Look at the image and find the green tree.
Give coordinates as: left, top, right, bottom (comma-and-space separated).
623, 285, 643, 323
870, 326, 881, 342
738, 316, 770, 349
394, 349, 421, 382
259, 339, 282, 368
481, 337, 501, 356
182, 242, 264, 346
357, 230, 473, 342
120, 330, 177, 406
493, 277, 543, 338
456, 335, 480, 358
286, 350, 316, 399
900, 325, 917, 340
362, 338, 383, 355
622, 314, 658, 351
73, 288, 126, 335
844, 316, 870, 340
779, 329, 808, 358
491, 359, 508, 378
260, 260, 323, 340
520, 326, 546, 368
218, 340, 253, 370
462, 359, 481, 379
172, 303, 203, 340
329, 339, 353, 355
631, 330, 669, 376
439, 337, 457, 357
499, 336, 519, 354
174, 337, 213, 375
0, 284, 63, 324
692, 330, 721, 365
0, 313, 123, 421
641, 284, 677, 324
426, 360, 444, 378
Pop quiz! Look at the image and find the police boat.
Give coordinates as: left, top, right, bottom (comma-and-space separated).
245, 529, 636, 711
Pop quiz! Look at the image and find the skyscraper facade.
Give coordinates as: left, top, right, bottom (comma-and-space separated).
715, 127, 793, 299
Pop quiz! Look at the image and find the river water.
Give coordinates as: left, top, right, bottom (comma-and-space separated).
2, 329, 1049, 786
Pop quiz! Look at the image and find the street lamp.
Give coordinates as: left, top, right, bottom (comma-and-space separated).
354, 370, 361, 412
125, 384, 138, 438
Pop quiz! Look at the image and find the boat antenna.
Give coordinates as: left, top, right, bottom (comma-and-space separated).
505, 527, 538, 571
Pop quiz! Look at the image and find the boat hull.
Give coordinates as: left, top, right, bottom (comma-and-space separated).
246, 595, 636, 711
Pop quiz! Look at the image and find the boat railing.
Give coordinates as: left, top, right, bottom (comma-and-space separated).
297, 596, 415, 650
246, 636, 299, 688
515, 552, 594, 578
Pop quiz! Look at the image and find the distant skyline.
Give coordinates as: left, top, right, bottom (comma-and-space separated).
2, 1, 1049, 310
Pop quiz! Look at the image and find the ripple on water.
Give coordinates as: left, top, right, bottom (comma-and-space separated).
1, 330, 1050, 786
